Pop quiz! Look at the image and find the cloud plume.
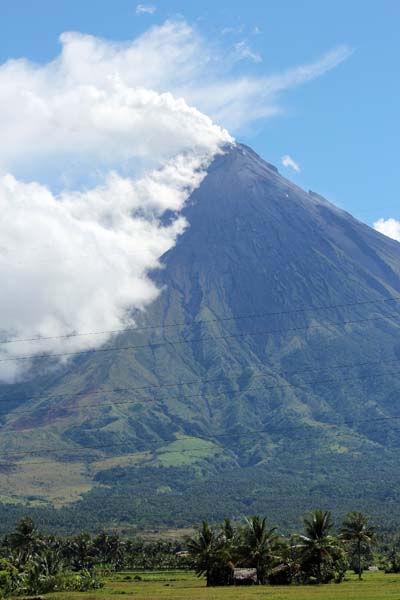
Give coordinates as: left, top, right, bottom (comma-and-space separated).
0, 19, 350, 381
282, 154, 301, 172
0, 24, 233, 381
234, 41, 262, 63
136, 4, 156, 15
374, 218, 400, 242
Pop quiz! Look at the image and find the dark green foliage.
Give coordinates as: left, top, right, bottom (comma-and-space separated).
237, 516, 280, 584
294, 510, 347, 584
5, 517, 41, 563
3, 511, 400, 590
384, 546, 400, 574
186, 511, 366, 586
341, 512, 376, 579
0, 559, 18, 597
187, 521, 220, 586
2, 144, 400, 532
93, 532, 124, 569
0, 516, 192, 596
2, 458, 400, 535
0, 519, 103, 596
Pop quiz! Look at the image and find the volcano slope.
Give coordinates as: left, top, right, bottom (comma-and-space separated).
1, 143, 400, 533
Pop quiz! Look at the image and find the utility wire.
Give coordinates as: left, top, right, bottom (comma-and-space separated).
1, 295, 399, 345
1, 312, 400, 363
6, 351, 400, 408
3, 368, 400, 460
6, 355, 400, 423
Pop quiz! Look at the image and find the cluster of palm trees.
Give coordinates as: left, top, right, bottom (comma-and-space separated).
0, 517, 190, 596
0, 518, 104, 596
187, 510, 376, 586
0, 511, 378, 593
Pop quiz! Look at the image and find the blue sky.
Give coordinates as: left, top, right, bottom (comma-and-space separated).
0, 0, 398, 225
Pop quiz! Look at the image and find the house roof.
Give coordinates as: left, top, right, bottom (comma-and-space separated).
233, 568, 257, 580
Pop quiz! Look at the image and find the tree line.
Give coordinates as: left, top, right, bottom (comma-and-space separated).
187, 510, 377, 586
0, 517, 187, 596
1, 510, 400, 595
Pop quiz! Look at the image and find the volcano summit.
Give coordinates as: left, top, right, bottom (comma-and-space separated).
1, 143, 400, 532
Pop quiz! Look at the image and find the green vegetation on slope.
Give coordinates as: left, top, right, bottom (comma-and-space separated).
2, 145, 400, 531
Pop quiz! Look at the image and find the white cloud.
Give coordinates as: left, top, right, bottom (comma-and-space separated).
172, 34, 352, 131
282, 154, 301, 172
234, 41, 262, 63
373, 218, 400, 241
136, 4, 156, 15
0, 22, 233, 381
221, 25, 245, 35
0, 21, 351, 172
0, 19, 350, 381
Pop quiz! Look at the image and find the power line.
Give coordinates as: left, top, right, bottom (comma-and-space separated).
6, 354, 400, 423
2, 300, 400, 469
1, 295, 399, 345
1, 312, 400, 364
3, 368, 400, 459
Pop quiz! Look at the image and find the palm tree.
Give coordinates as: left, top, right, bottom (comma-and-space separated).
219, 519, 237, 585
341, 512, 375, 580
221, 518, 234, 543
187, 521, 218, 587
239, 516, 279, 584
66, 533, 95, 571
93, 532, 123, 569
297, 510, 341, 583
7, 517, 42, 563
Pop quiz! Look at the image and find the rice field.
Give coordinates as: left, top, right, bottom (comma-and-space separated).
49, 569, 400, 600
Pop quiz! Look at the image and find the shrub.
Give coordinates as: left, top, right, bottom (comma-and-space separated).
0, 559, 18, 597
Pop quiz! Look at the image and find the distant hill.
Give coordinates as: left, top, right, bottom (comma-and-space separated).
1, 143, 400, 533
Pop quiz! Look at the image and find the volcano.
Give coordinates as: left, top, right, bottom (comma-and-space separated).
1, 143, 400, 532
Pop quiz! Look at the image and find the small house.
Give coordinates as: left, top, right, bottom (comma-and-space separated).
233, 568, 257, 585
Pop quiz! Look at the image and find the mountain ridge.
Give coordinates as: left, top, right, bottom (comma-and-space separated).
1, 142, 400, 532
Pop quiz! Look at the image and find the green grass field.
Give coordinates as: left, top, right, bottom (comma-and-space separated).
49, 570, 400, 600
